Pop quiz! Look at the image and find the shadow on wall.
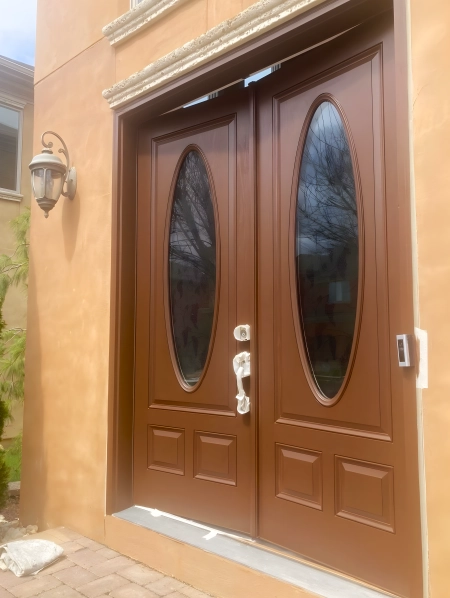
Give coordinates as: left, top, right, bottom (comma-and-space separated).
62, 190, 80, 261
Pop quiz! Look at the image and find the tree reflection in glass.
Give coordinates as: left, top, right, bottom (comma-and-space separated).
169, 150, 216, 387
295, 101, 359, 399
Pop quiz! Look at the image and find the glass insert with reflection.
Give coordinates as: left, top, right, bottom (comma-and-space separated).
295, 101, 359, 399
169, 150, 217, 387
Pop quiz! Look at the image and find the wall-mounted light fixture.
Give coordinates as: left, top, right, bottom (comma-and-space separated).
29, 131, 77, 218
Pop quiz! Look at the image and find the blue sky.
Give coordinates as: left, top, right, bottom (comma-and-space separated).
0, 0, 37, 66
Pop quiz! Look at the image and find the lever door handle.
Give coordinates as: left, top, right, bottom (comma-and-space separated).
233, 351, 250, 414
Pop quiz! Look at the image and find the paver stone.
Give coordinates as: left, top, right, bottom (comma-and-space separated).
146, 577, 186, 597
54, 565, 98, 589
118, 565, 164, 586
110, 582, 160, 598
9, 576, 61, 598
77, 574, 128, 598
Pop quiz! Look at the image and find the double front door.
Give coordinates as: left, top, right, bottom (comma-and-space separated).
134, 14, 422, 598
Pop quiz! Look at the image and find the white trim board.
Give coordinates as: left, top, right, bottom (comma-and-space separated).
0, 56, 34, 79
0, 93, 27, 110
102, 0, 328, 109
0, 100, 24, 196
0, 190, 23, 203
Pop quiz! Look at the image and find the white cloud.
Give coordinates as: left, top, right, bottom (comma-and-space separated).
0, 0, 37, 65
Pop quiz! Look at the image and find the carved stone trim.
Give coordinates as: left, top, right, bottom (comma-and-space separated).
103, 0, 327, 109
0, 189, 23, 203
0, 93, 27, 110
102, 0, 190, 46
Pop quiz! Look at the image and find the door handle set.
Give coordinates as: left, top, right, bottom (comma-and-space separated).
233, 325, 251, 414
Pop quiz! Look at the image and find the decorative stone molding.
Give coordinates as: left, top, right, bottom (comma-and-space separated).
0, 190, 23, 203
0, 57, 34, 106
0, 93, 27, 110
102, 0, 190, 46
103, 0, 327, 109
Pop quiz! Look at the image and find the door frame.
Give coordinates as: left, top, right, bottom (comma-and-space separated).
106, 0, 424, 589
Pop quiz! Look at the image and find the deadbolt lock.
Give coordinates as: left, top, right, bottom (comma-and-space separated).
234, 324, 250, 341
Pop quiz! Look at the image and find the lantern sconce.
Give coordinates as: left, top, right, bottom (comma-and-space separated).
29, 131, 77, 218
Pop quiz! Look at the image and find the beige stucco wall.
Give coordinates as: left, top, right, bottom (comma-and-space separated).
410, 1, 450, 595
21, 38, 115, 539
1, 94, 33, 443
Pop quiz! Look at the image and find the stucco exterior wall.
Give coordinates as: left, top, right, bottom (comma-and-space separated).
21, 37, 115, 538
410, 1, 450, 594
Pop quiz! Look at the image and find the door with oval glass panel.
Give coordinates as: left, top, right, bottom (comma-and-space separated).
257, 15, 422, 598
134, 87, 256, 533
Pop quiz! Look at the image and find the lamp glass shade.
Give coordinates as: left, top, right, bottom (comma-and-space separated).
32, 168, 46, 199
45, 169, 64, 201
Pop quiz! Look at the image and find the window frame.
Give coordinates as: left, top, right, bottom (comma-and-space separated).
0, 95, 24, 201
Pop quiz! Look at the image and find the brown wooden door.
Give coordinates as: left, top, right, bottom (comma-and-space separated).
134, 88, 256, 534
257, 14, 422, 597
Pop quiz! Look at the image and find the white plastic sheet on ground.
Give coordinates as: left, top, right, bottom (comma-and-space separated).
0, 540, 63, 576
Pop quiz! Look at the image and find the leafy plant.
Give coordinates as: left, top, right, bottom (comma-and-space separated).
0, 209, 30, 494
0, 209, 29, 407
0, 397, 10, 506
4, 433, 22, 483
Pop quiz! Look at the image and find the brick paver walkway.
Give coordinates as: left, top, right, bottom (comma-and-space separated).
0, 527, 215, 598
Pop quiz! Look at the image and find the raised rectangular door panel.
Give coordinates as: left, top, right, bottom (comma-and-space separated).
194, 431, 237, 485
275, 444, 322, 510
335, 456, 394, 532
148, 426, 185, 476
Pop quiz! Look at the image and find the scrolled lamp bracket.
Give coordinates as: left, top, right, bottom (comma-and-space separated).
41, 132, 77, 200
29, 131, 77, 218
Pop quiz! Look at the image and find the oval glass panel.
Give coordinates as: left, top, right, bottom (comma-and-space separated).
295, 101, 359, 399
169, 150, 217, 388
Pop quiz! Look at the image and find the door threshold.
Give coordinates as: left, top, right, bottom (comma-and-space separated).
113, 506, 396, 598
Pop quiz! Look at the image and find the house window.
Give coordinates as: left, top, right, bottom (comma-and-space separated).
0, 104, 21, 193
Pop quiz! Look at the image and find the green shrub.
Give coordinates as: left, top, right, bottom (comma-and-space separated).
0, 400, 10, 507
0, 209, 29, 407
0, 333, 11, 506
0, 209, 29, 505
4, 434, 21, 483
0, 459, 9, 509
